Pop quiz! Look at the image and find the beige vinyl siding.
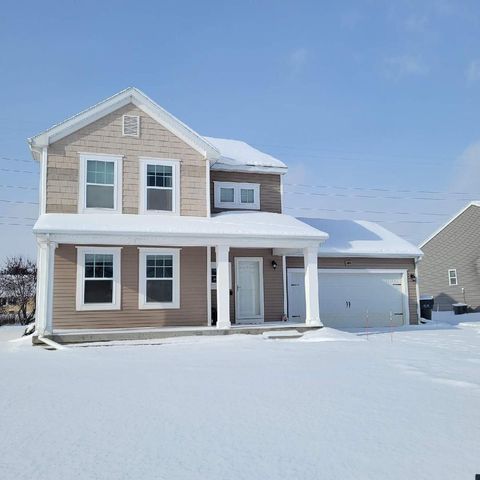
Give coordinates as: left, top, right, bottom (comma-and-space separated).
419, 204, 480, 311
286, 256, 419, 324
52, 244, 208, 329
46, 103, 207, 216
210, 171, 282, 213
211, 248, 285, 323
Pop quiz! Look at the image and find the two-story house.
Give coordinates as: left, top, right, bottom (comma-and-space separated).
29, 88, 422, 343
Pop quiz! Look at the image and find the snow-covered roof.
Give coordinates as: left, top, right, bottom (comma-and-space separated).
297, 217, 423, 258
33, 211, 327, 248
419, 201, 480, 248
204, 136, 287, 174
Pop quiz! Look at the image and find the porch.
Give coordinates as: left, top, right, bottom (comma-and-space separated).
33, 211, 329, 338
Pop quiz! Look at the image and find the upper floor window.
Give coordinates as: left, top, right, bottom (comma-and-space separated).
448, 269, 458, 286
214, 181, 260, 210
139, 158, 180, 215
79, 154, 123, 214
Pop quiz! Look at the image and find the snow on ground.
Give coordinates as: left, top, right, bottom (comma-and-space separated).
1, 314, 479, 480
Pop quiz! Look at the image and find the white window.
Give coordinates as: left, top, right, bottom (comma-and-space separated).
122, 115, 140, 137
139, 158, 180, 215
79, 154, 122, 213
448, 269, 458, 286
76, 247, 122, 311
214, 181, 260, 210
138, 248, 180, 309
211, 262, 232, 290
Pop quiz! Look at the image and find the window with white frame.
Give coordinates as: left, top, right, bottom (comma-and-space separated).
138, 248, 180, 309
139, 158, 180, 214
448, 269, 458, 286
79, 154, 122, 213
210, 262, 232, 290
76, 247, 121, 310
214, 181, 260, 210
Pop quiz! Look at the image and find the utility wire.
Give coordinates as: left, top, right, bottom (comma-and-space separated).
284, 182, 478, 197
284, 189, 474, 203
0, 156, 36, 165
0, 184, 38, 191
0, 199, 38, 205
0, 167, 36, 175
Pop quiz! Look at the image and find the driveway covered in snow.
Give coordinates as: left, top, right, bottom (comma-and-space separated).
1, 314, 479, 480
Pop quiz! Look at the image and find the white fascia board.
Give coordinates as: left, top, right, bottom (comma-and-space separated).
273, 249, 422, 259
210, 162, 288, 175
28, 87, 220, 161
34, 232, 323, 249
419, 202, 480, 248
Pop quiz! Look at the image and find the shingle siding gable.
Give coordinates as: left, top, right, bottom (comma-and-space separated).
46, 103, 207, 216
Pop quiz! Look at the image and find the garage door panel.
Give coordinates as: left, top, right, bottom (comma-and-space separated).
287, 269, 407, 328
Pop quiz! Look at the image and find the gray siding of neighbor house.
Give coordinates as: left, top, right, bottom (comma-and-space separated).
210, 170, 282, 214
46, 103, 208, 216
418, 204, 480, 311
286, 256, 419, 324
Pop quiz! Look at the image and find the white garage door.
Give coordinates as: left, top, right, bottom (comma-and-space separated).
287, 269, 407, 328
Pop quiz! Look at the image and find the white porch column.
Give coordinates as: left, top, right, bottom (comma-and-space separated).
303, 245, 322, 326
36, 239, 57, 336
215, 245, 231, 329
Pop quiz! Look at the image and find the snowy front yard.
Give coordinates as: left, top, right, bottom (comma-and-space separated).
1, 314, 479, 480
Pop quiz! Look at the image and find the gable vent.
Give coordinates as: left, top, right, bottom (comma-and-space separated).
122, 115, 140, 137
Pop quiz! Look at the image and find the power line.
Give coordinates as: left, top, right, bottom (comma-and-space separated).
284, 182, 479, 197
0, 199, 38, 205
284, 189, 474, 203
0, 222, 34, 227
0, 215, 37, 221
284, 206, 438, 223
0, 167, 36, 175
0, 184, 38, 191
0, 156, 36, 165
253, 143, 457, 163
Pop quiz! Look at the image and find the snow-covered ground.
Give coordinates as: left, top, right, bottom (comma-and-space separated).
1, 313, 479, 480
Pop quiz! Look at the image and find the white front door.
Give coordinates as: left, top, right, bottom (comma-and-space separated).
235, 257, 264, 324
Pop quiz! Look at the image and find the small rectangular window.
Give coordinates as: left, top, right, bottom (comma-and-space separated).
76, 247, 121, 310
448, 269, 458, 286
140, 158, 179, 215
214, 182, 260, 210
139, 248, 180, 309
220, 187, 235, 203
210, 262, 232, 290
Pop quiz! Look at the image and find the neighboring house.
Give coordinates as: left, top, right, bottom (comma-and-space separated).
29, 87, 422, 341
418, 202, 480, 311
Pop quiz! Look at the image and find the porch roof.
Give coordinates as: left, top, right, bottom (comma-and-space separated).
33, 211, 328, 248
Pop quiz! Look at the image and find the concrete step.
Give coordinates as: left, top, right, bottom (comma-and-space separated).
262, 330, 304, 340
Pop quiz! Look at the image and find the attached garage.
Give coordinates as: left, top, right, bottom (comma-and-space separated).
276, 218, 424, 328
287, 269, 409, 328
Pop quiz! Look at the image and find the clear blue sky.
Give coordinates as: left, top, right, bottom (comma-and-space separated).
1, 0, 480, 258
